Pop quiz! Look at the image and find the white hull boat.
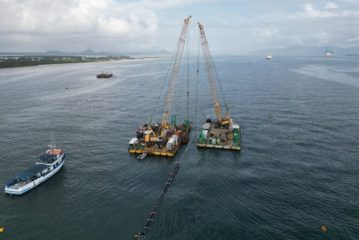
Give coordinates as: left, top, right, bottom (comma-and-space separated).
4, 145, 65, 195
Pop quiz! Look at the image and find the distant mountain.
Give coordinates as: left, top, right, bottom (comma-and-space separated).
45, 49, 108, 56
253, 45, 359, 57
81, 48, 96, 55
115, 49, 171, 57
45, 50, 66, 55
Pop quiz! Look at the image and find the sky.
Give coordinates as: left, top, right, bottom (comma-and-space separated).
0, 0, 359, 54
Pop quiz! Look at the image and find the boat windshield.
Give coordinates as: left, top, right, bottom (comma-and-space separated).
40, 154, 57, 163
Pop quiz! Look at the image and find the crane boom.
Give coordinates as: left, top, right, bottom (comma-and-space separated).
161, 16, 191, 126
198, 22, 223, 122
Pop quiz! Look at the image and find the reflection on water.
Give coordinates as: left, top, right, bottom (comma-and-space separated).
292, 64, 359, 87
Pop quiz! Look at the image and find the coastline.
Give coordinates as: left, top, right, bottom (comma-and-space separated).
0, 56, 159, 69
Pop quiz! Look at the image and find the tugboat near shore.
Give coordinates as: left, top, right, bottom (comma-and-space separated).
97, 72, 113, 78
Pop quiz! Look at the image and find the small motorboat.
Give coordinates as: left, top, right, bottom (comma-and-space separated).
137, 152, 147, 160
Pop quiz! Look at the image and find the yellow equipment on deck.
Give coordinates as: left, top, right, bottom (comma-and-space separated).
128, 16, 192, 158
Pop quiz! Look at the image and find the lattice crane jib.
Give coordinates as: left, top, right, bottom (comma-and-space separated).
198, 22, 229, 123
161, 16, 191, 126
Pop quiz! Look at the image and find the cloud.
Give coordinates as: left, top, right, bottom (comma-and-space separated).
207, 1, 359, 53
254, 27, 280, 38
346, 36, 359, 43
295, 2, 359, 19
324, 2, 338, 9
0, 0, 158, 36
0, 0, 358, 54
303, 3, 338, 17
0, 0, 174, 51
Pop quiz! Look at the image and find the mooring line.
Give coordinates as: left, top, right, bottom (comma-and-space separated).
133, 141, 191, 240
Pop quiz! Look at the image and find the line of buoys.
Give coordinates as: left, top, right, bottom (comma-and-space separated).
320, 225, 328, 233
134, 162, 180, 239
133, 136, 191, 239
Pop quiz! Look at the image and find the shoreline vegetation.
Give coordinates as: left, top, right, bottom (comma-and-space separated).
0, 55, 151, 69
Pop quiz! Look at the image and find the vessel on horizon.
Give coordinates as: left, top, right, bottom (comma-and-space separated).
97, 72, 113, 78
325, 48, 333, 57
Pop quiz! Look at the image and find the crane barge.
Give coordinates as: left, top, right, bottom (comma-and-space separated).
128, 16, 191, 158
196, 22, 241, 151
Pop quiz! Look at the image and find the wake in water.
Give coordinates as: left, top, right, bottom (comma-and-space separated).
292, 64, 359, 87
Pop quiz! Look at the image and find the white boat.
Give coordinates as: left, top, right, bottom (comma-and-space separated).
137, 152, 148, 160
4, 145, 65, 195
266, 55, 272, 60
325, 47, 334, 57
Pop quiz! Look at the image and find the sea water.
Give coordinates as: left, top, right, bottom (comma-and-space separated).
0, 56, 358, 239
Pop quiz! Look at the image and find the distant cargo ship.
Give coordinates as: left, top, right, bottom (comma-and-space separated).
4, 145, 65, 195
97, 72, 113, 78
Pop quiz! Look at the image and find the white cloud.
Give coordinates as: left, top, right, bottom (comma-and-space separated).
324, 2, 338, 9
295, 2, 359, 19
317, 32, 330, 44
303, 3, 338, 18
0, 0, 358, 53
0, 0, 186, 51
0, 0, 158, 36
213, 1, 359, 53
347, 36, 359, 43
0, 0, 214, 52
258, 27, 280, 37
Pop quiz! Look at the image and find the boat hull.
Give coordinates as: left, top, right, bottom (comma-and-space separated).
128, 122, 191, 158
197, 143, 240, 151
128, 147, 178, 158
5, 154, 65, 195
197, 121, 241, 151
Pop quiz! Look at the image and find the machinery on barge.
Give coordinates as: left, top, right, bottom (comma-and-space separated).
196, 22, 241, 151
128, 16, 192, 158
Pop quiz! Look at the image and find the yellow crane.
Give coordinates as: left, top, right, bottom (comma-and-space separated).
197, 22, 240, 151
198, 22, 230, 125
128, 16, 192, 158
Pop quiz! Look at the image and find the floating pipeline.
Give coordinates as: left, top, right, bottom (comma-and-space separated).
134, 162, 180, 239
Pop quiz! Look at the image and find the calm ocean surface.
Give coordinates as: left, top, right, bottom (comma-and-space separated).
0, 56, 358, 240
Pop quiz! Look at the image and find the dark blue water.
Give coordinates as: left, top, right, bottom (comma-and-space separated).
0, 56, 358, 239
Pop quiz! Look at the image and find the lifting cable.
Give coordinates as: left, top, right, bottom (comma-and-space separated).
186, 24, 190, 122
194, 36, 201, 138
148, 39, 178, 125
214, 62, 229, 116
